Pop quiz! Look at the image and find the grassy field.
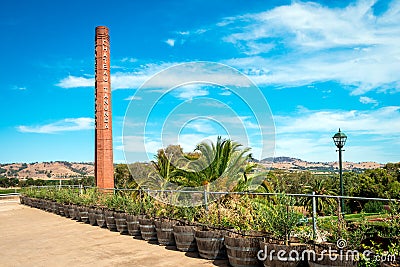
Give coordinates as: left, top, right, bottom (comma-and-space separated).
318, 212, 393, 228
0, 188, 20, 194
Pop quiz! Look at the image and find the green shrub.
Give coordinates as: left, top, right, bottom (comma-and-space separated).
362, 201, 385, 213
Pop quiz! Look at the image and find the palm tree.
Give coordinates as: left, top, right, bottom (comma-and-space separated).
187, 136, 251, 189
301, 179, 337, 216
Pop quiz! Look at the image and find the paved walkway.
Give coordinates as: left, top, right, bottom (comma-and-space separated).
0, 199, 228, 267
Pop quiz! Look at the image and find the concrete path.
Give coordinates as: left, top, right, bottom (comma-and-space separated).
0, 199, 229, 267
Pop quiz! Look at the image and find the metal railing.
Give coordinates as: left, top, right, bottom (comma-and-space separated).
24, 184, 399, 239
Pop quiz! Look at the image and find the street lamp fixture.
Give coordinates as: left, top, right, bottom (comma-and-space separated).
333, 128, 347, 214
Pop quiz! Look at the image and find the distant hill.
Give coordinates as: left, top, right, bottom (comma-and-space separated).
0, 157, 386, 180
260, 157, 384, 172
0, 161, 94, 180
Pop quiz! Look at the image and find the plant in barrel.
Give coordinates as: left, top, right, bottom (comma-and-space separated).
258, 194, 306, 267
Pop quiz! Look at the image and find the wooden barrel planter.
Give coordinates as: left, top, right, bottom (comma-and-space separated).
126, 214, 142, 236
105, 210, 117, 231
27, 197, 33, 207
51, 201, 58, 214
224, 233, 263, 267
45, 200, 52, 212
155, 219, 176, 246
24, 197, 31, 207
69, 205, 77, 220
63, 204, 71, 218
195, 228, 227, 260
307, 242, 358, 267
259, 241, 307, 267
139, 218, 158, 241
35, 199, 41, 209
95, 208, 106, 228
74, 205, 82, 221
114, 212, 128, 234
41, 199, 47, 210
23, 197, 28, 206
79, 206, 89, 223
308, 252, 358, 266
40, 199, 47, 210
88, 207, 97, 226
33, 198, 39, 208
57, 203, 65, 216
173, 225, 197, 252
380, 260, 400, 267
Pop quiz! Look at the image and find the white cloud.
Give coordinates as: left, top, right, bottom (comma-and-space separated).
183, 120, 219, 134
121, 57, 137, 63
56, 76, 94, 88
173, 85, 209, 100
275, 106, 400, 135
359, 96, 378, 106
272, 106, 400, 162
12, 85, 27, 90
124, 95, 142, 101
219, 90, 232, 96
17, 118, 94, 134
165, 39, 175, 47
218, 0, 400, 94
56, 62, 257, 91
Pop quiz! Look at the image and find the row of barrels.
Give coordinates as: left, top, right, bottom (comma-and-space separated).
20, 196, 264, 266
20, 196, 357, 267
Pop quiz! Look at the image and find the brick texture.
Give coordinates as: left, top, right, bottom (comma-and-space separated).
94, 26, 114, 189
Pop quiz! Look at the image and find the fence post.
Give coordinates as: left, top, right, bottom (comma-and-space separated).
204, 184, 208, 211
312, 191, 317, 240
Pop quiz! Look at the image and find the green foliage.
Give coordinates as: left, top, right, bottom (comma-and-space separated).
147, 137, 252, 192
258, 194, 302, 244
0, 188, 20, 194
300, 178, 337, 215
114, 164, 139, 189
173, 206, 199, 223
197, 195, 258, 231
102, 192, 131, 211
385, 201, 400, 238
0, 177, 19, 188
360, 240, 400, 267
362, 201, 385, 214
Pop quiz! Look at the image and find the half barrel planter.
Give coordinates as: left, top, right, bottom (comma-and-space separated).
139, 218, 158, 241
259, 241, 307, 267
114, 211, 128, 234
126, 214, 142, 237
95, 208, 106, 228
68, 205, 77, 220
88, 207, 97, 226
79, 206, 89, 223
195, 228, 227, 260
173, 225, 197, 252
74, 205, 82, 221
105, 210, 117, 231
308, 253, 358, 267
224, 233, 263, 267
307, 242, 358, 267
63, 204, 71, 218
154, 219, 176, 246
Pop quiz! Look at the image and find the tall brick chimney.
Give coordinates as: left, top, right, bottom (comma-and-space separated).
94, 26, 114, 189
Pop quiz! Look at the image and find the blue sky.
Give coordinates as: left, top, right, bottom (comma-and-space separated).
1, 0, 400, 164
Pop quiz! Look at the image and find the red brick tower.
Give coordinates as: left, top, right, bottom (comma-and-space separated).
94, 26, 114, 189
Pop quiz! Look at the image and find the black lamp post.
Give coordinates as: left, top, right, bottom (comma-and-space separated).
333, 128, 347, 214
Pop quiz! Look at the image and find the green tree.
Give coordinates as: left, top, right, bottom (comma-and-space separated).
187, 136, 251, 189
301, 178, 337, 215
